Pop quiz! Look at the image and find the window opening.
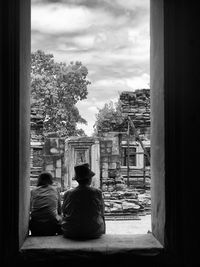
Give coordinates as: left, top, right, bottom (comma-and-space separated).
30, 0, 151, 236
121, 147, 137, 166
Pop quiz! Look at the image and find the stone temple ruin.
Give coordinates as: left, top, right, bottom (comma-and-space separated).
30, 106, 44, 183
30, 89, 151, 218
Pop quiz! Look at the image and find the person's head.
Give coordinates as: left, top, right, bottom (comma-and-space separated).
37, 171, 53, 187
74, 163, 95, 186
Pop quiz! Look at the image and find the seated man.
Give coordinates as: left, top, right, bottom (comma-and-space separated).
29, 171, 62, 236
62, 163, 105, 239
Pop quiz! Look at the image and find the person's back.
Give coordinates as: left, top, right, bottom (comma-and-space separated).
29, 172, 62, 236
62, 185, 105, 238
31, 184, 61, 222
62, 163, 105, 239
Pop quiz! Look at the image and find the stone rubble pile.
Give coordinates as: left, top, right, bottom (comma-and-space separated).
103, 189, 151, 215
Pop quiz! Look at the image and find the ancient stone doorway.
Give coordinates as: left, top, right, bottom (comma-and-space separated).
64, 137, 100, 189
75, 148, 90, 165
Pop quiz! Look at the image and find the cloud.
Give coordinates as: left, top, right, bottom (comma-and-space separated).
32, 4, 93, 34
31, 2, 133, 35
31, 0, 150, 136
32, 0, 149, 19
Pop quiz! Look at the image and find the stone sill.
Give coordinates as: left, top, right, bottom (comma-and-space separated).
20, 234, 163, 261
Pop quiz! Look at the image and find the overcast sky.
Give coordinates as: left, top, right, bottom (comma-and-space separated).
31, 0, 150, 136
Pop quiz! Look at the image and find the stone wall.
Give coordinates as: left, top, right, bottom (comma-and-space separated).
98, 90, 151, 191
99, 132, 124, 191
43, 137, 65, 189
99, 133, 150, 191
30, 112, 65, 189
120, 89, 150, 140
30, 107, 44, 186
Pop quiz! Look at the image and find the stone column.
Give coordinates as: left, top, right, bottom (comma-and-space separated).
91, 140, 100, 188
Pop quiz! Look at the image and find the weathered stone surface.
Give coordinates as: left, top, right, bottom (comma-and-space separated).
101, 184, 108, 192
120, 89, 150, 138
56, 159, 61, 168
115, 184, 126, 191
106, 147, 112, 154
102, 162, 108, 169
102, 189, 151, 215
108, 162, 116, 169
56, 168, 61, 178
107, 185, 115, 192
101, 156, 109, 163
102, 170, 108, 178
30, 109, 44, 185
107, 170, 115, 178
122, 202, 140, 212
109, 155, 120, 163
21, 234, 163, 262
45, 164, 53, 171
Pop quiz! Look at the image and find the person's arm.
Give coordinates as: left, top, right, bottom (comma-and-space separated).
30, 189, 33, 215
99, 190, 106, 233
99, 190, 105, 216
101, 197, 105, 218
57, 188, 62, 215
62, 191, 69, 215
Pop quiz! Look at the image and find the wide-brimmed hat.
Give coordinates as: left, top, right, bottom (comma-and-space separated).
74, 163, 95, 181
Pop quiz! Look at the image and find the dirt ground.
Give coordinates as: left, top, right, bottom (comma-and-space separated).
105, 214, 151, 235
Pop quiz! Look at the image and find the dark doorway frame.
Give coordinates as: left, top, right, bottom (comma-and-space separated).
1, 0, 199, 265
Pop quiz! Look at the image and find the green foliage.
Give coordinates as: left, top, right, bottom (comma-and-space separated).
31, 50, 91, 137
94, 100, 126, 134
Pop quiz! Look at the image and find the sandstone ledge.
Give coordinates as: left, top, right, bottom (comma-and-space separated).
20, 234, 163, 262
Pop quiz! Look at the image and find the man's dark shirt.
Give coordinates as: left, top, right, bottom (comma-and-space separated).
62, 185, 105, 239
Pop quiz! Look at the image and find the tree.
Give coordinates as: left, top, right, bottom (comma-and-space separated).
94, 100, 126, 134
31, 50, 91, 137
